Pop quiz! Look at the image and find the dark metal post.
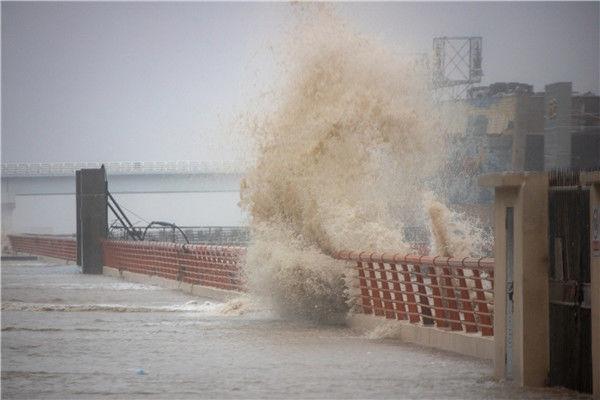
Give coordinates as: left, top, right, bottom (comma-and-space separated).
76, 166, 108, 274
76, 170, 82, 266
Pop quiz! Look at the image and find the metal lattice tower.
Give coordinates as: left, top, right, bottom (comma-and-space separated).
431, 36, 483, 101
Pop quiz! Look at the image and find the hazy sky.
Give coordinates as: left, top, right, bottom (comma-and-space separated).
2, 2, 599, 164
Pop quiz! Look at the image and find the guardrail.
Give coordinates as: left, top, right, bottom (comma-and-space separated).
102, 240, 245, 291
8, 235, 77, 262
7, 234, 494, 336
336, 251, 494, 336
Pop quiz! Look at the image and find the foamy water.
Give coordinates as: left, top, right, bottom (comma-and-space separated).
1, 301, 221, 313
238, 6, 491, 322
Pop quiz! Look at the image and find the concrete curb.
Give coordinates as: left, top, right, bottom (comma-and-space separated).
102, 266, 240, 302
347, 313, 494, 360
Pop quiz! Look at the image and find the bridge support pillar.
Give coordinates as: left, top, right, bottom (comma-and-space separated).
76, 166, 107, 274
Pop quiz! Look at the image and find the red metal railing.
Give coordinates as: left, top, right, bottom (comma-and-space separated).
336, 251, 495, 336
8, 235, 76, 261
7, 234, 494, 336
102, 240, 245, 291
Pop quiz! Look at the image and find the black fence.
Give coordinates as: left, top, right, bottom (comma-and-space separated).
108, 226, 250, 245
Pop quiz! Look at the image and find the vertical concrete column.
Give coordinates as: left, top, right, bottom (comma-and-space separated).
583, 172, 600, 399
481, 173, 550, 387
76, 166, 108, 274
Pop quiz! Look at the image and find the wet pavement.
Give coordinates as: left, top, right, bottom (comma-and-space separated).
1, 260, 589, 399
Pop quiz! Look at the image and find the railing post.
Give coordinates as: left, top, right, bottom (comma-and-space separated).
366, 259, 384, 317
427, 259, 449, 328
413, 262, 434, 325
443, 266, 463, 331
473, 267, 493, 336
400, 260, 420, 323
388, 257, 408, 320
377, 261, 396, 319
456, 260, 478, 333
356, 260, 373, 314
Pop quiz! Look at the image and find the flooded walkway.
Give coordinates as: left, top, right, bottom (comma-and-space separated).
1, 261, 587, 399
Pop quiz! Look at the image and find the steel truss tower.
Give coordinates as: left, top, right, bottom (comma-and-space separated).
431, 36, 483, 101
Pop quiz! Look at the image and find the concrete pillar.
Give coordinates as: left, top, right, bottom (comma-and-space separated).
480, 172, 550, 387
76, 166, 107, 274
583, 172, 600, 399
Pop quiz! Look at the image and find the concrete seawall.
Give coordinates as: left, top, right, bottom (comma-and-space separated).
103, 266, 239, 302
347, 314, 494, 360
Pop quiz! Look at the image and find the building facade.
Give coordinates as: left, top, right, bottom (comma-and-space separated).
446, 82, 599, 211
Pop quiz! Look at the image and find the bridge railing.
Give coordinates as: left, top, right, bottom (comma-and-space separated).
1, 160, 242, 177
102, 240, 246, 292
8, 234, 76, 262
336, 251, 494, 336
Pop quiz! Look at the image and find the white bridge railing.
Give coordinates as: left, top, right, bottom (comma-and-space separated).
1, 161, 244, 177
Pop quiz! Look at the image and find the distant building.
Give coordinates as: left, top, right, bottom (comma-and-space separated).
570, 91, 600, 169
437, 82, 598, 229
445, 82, 599, 208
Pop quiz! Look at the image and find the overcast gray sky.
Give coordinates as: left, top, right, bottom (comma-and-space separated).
2, 1, 599, 164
